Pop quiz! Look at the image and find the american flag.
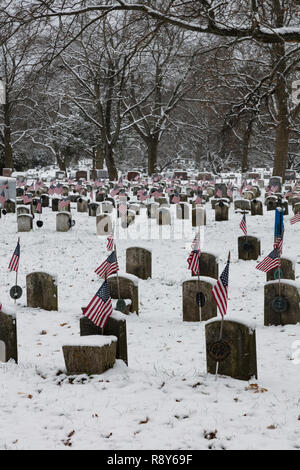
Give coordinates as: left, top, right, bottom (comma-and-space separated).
23, 195, 33, 204
36, 200, 42, 213
8, 240, 20, 273
274, 235, 283, 256
291, 213, 300, 225
0, 191, 6, 205
172, 192, 181, 204
107, 233, 114, 252
83, 280, 113, 328
212, 258, 230, 318
58, 199, 70, 210
271, 185, 279, 193
216, 189, 222, 198
256, 247, 280, 273
187, 247, 200, 276
118, 201, 127, 216
240, 214, 247, 236
95, 251, 119, 279
55, 184, 63, 195
195, 196, 202, 205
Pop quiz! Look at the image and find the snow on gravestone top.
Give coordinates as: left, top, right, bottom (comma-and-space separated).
206, 316, 257, 334
63, 335, 117, 348
265, 279, 300, 290
109, 273, 140, 287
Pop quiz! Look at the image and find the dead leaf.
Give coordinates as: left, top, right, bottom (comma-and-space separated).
139, 417, 149, 425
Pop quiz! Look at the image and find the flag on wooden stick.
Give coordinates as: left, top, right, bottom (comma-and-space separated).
95, 251, 119, 279
256, 248, 280, 273
83, 280, 113, 328
107, 233, 114, 252
8, 240, 20, 273
240, 214, 247, 236
291, 213, 300, 225
212, 255, 230, 318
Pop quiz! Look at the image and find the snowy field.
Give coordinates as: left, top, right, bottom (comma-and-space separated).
0, 195, 299, 450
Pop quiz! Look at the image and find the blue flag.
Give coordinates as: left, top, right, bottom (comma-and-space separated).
275, 208, 284, 239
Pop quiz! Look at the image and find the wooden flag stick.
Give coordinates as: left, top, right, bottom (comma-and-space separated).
215, 251, 231, 381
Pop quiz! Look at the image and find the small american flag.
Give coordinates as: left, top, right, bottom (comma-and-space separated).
271, 185, 279, 193
23, 195, 33, 204
172, 192, 181, 204
187, 248, 200, 276
58, 199, 69, 210
212, 258, 230, 318
83, 280, 113, 328
0, 192, 6, 205
107, 233, 114, 252
8, 240, 20, 273
291, 213, 300, 225
118, 201, 127, 216
216, 189, 223, 198
95, 251, 119, 279
256, 248, 280, 273
274, 235, 283, 256
240, 214, 247, 236
36, 201, 42, 213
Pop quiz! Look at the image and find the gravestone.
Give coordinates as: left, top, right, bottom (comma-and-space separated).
215, 201, 229, 221
266, 258, 295, 282
101, 201, 114, 214
251, 199, 263, 216
63, 336, 117, 375
293, 203, 300, 215
80, 311, 128, 365
56, 212, 72, 232
52, 198, 60, 211
121, 210, 135, 228
5, 199, 16, 213
182, 278, 217, 322
269, 176, 282, 192
234, 200, 251, 212
108, 275, 139, 314
88, 203, 99, 217
176, 203, 190, 220
0, 310, 18, 363
17, 214, 33, 232
96, 214, 112, 236
214, 184, 227, 198
192, 207, 206, 227
264, 281, 300, 326
17, 205, 30, 216
126, 247, 152, 280
147, 202, 159, 219
238, 236, 261, 261
205, 319, 258, 381
198, 252, 218, 280
26, 272, 58, 311
157, 207, 171, 225
77, 199, 88, 213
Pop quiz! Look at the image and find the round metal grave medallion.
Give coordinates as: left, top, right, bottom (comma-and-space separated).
196, 292, 206, 307
218, 202, 224, 208
10, 285, 23, 300
243, 242, 253, 252
272, 296, 288, 313
2, 209, 7, 216
116, 299, 127, 313
208, 340, 231, 362
36, 220, 43, 228
273, 268, 284, 280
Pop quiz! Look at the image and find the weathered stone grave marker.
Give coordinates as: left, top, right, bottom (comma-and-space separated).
264, 281, 300, 326
126, 247, 152, 280
183, 278, 217, 322
26, 272, 58, 311
0, 310, 18, 363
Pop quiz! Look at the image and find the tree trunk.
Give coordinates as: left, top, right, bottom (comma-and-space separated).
95, 144, 105, 170
105, 146, 118, 181
56, 154, 66, 172
241, 120, 253, 174
3, 101, 13, 169
147, 137, 159, 176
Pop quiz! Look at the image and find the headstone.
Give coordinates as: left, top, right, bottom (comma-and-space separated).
205, 319, 258, 381
96, 214, 112, 236
147, 202, 159, 219
77, 199, 88, 213
63, 336, 117, 375
101, 201, 114, 214
176, 203, 190, 220
121, 210, 135, 228
0, 310, 18, 363
80, 312, 128, 365
126, 247, 152, 280
56, 212, 72, 232
234, 200, 251, 212
192, 207, 206, 227
88, 203, 99, 217
266, 258, 295, 282
5, 199, 16, 213
17, 214, 33, 232
182, 278, 217, 322
215, 201, 229, 221
251, 199, 263, 216
157, 207, 171, 225
17, 205, 30, 216
26, 272, 58, 311
52, 198, 60, 211
238, 236, 261, 261
108, 275, 139, 314
198, 252, 218, 280
264, 281, 300, 326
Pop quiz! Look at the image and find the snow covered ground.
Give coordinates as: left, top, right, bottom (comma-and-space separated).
0, 195, 299, 450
